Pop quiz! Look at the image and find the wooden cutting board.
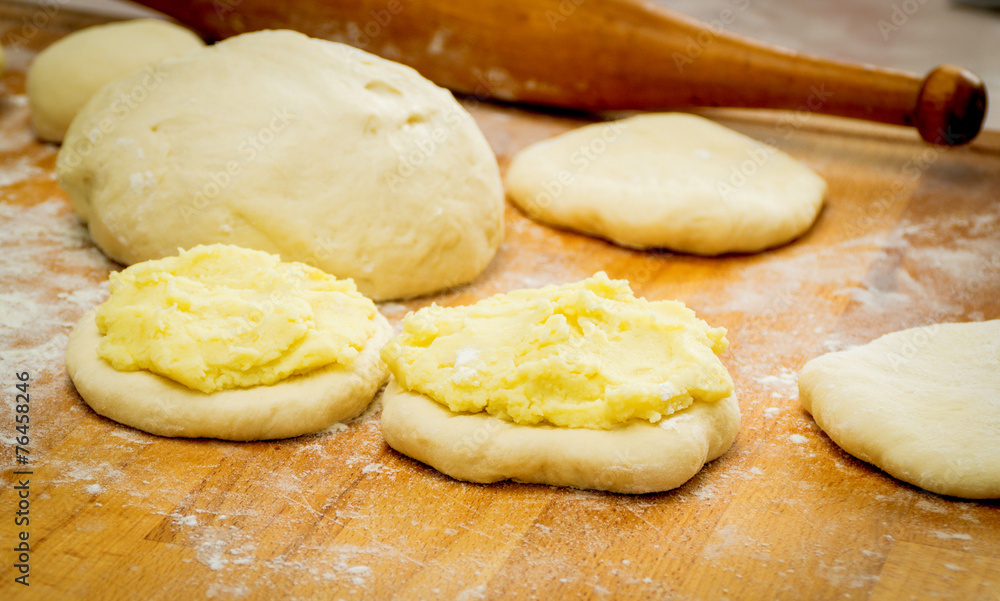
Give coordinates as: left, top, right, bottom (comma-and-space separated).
1, 6, 998, 600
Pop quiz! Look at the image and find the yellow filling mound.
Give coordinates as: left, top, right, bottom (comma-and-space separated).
95, 244, 378, 393
380, 272, 733, 429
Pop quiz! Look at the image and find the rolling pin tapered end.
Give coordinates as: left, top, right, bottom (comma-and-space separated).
915, 65, 987, 146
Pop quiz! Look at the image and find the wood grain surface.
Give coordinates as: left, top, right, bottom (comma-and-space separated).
1, 5, 999, 600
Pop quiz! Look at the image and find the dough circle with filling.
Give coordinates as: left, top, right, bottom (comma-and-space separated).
505, 113, 826, 255
378, 274, 741, 493
66, 308, 392, 440
799, 320, 1000, 499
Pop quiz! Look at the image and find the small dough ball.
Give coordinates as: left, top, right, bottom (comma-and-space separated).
799, 320, 1000, 499
505, 113, 827, 255
57, 30, 504, 301
27, 19, 204, 142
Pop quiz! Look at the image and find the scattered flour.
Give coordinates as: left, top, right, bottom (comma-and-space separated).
0, 198, 114, 376
205, 583, 250, 599
172, 513, 199, 528
190, 525, 251, 571
345, 565, 371, 585
455, 583, 488, 601
757, 367, 798, 389
788, 434, 809, 445
0, 153, 49, 186
689, 482, 717, 501
821, 334, 851, 353
931, 531, 972, 541
915, 499, 949, 515
701, 524, 771, 562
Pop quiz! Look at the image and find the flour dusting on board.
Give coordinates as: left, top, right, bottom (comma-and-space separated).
0, 96, 41, 152
701, 524, 772, 562
455, 583, 488, 600
0, 154, 49, 186
757, 367, 798, 399
0, 198, 115, 374
932, 531, 973, 541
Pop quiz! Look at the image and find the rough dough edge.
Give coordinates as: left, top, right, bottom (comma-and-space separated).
379, 379, 740, 494
65, 308, 392, 440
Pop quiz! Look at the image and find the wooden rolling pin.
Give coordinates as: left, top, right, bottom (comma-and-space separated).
134, 0, 987, 145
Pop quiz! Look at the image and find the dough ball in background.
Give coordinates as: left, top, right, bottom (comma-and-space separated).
57, 30, 504, 301
27, 18, 205, 142
505, 113, 827, 255
799, 320, 1000, 499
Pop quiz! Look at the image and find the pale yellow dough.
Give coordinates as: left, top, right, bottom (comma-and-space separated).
505, 113, 827, 255
57, 29, 503, 301
379, 274, 740, 493
27, 19, 204, 142
799, 320, 1000, 499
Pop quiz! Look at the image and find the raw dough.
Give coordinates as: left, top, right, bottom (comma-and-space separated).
57, 29, 503, 301
27, 19, 204, 142
505, 113, 827, 255
799, 320, 1000, 499
66, 308, 391, 440
379, 274, 740, 493
380, 381, 740, 494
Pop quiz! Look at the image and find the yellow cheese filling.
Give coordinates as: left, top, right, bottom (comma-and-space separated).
95, 244, 378, 393
380, 272, 733, 429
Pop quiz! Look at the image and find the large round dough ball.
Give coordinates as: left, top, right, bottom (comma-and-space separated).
506, 113, 827, 255
27, 19, 205, 142
57, 30, 504, 301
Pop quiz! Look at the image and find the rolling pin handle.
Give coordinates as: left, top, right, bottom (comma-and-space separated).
914, 65, 987, 146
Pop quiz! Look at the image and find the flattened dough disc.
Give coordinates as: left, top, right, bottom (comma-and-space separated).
66, 309, 392, 440
380, 380, 740, 494
505, 113, 826, 255
799, 320, 1000, 499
